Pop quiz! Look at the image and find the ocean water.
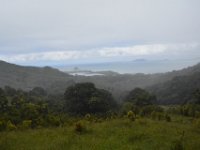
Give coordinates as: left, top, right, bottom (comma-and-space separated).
58, 59, 199, 74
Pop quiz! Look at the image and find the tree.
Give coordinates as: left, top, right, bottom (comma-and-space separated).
11, 95, 25, 109
125, 88, 157, 106
64, 82, 117, 115
88, 89, 116, 114
194, 89, 200, 104
4, 86, 17, 97
0, 88, 8, 113
29, 87, 47, 97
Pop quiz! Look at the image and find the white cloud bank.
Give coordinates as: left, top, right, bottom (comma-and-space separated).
0, 0, 200, 56
0, 43, 198, 64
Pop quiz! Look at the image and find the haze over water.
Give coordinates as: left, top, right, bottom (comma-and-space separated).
58, 58, 199, 74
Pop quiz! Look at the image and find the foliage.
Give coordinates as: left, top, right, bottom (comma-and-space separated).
6, 121, 17, 131
64, 82, 117, 115
121, 102, 139, 115
85, 114, 91, 121
46, 115, 61, 127
171, 140, 184, 150
151, 111, 164, 121
29, 87, 47, 97
140, 105, 163, 116
165, 114, 171, 122
21, 120, 32, 129
150, 72, 200, 104
1, 117, 200, 150
125, 88, 157, 106
127, 111, 135, 121
0, 88, 8, 113
193, 89, 200, 104
0, 120, 6, 131
74, 121, 86, 133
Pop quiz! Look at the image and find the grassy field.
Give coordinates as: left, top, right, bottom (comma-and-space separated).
0, 116, 200, 150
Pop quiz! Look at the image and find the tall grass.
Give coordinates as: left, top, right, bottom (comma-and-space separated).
0, 116, 200, 150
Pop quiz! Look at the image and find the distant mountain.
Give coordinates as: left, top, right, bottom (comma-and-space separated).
0, 60, 74, 94
148, 67, 200, 104
75, 63, 200, 103
132, 58, 148, 62
0, 60, 200, 104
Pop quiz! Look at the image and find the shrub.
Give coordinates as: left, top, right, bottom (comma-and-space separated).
151, 111, 157, 120
74, 121, 86, 133
165, 114, 171, 122
121, 102, 139, 115
157, 112, 164, 121
140, 105, 164, 117
0, 120, 6, 131
127, 111, 135, 121
171, 140, 184, 150
6, 120, 17, 131
171, 130, 185, 150
195, 111, 200, 118
151, 111, 164, 121
47, 115, 60, 127
21, 120, 32, 129
193, 118, 200, 129
137, 118, 148, 126
85, 113, 91, 121
34, 117, 46, 127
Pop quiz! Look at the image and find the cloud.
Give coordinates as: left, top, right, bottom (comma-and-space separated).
98, 44, 167, 57
0, 0, 200, 54
0, 43, 198, 65
0, 0, 200, 66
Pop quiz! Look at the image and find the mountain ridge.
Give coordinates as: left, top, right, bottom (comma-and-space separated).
0, 60, 200, 104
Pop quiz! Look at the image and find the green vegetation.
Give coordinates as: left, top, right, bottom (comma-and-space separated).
1, 60, 200, 104
1, 82, 200, 149
1, 116, 200, 150
64, 83, 117, 115
125, 88, 157, 106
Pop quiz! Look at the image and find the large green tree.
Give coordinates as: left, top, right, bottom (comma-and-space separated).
125, 88, 157, 106
64, 82, 116, 115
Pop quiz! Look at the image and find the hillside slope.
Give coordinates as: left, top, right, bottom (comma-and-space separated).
148, 71, 200, 104
76, 63, 200, 102
0, 60, 200, 104
0, 60, 74, 93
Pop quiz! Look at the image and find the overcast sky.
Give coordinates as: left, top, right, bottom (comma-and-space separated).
0, 0, 200, 67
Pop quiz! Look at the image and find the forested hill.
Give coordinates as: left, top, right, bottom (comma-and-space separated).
0, 60, 200, 104
0, 60, 74, 93
148, 71, 200, 104
76, 63, 200, 103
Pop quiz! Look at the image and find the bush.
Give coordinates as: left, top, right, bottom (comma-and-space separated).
127, 111, 135, 121
121, 102, 139, 116
47, 115, 60, 127
21, 120, 32, 129
0, 120, 6, 131
140, 105, 163, 117
85, 114, 91, 121
195, 111, 200, 118
151, 111, 164, 121
165, 114, 171, 122
151, 111, 157, 120
6, 120, 17, 131
137, 118, 148, 126
74, 121, 86, 133
34, 117, 46, 127
157, 112, 164, 121
171, 140, 184, 150
193, 118, 200, 129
